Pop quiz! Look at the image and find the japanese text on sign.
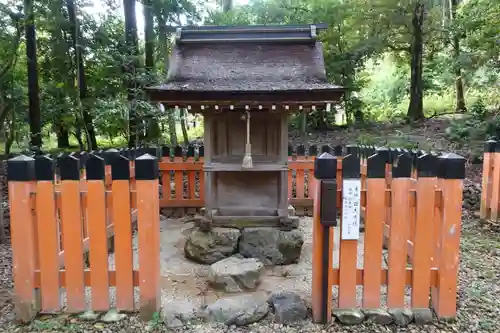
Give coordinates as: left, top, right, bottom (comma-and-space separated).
341, 179, 361, 240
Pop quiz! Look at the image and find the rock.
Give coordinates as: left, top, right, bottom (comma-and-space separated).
184, 228, 240, 264
389, 308, 413, 327
362, 308, 393, 325
209, 256, 264, 292
333, 309, 365, 325
78, 310, 99, 321
268, 292, 308, 324
162, 300, 199, 329
203, 294, 269, 326
238, 228, 304, 265
413, 308, 433, 325
100, 309, 127, 323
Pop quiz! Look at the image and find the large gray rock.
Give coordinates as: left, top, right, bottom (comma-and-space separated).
333, 309, 365, 325
238, 228, 304, 265
203, 294, 269, 326
162, 300, 199, 329
362, 308, 393, 325
209, 256, 264, 292
268, 292, 308, 324
184, 228, 240, 264
389, 308, 413, 327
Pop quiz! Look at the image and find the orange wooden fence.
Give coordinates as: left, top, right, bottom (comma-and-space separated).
480, 140, 500, 220
311, 149, 465, 323
8, 153, 160, 322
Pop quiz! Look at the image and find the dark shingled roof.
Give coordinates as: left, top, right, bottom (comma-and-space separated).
146, 24, 344, 102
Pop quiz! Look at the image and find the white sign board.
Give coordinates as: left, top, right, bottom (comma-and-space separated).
341, 179, 361, 240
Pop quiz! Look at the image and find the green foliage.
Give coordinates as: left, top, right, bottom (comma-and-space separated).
0, 0, 498, 150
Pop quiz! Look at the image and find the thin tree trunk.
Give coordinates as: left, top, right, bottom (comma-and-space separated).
407, 1, 425, 121
168, 106, 178, 145
66, 0, 98, 149
56, 126, 70, 148
450, 0, 466, 112
123, 0, 139, 147
24, 0, 42, 148
144, 0, 154, 73
180, 109, 189, 144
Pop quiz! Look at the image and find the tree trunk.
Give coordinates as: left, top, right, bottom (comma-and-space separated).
222, 0, 233, 12
167, 106, 177, 145
407, 1, 425, 121
144, 0, 154, 73
56, 126, 70, 148
24, 0, 42, 148
180, 109, 189, 144
66, 0, 98, 149
450, 0, 466, 112
123, 0, 139, 147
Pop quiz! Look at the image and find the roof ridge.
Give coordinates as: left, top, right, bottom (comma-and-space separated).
175, 24, 328, 44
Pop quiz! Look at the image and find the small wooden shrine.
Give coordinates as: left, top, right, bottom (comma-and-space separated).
146, 24, 344, 229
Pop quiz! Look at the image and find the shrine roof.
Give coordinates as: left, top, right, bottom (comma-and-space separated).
146, 24, 345, 104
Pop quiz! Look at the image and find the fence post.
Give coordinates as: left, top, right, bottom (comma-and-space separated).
362, 152, 386, 308
480, 140, 496, 219
34, 155, 60, 313
8, 155, 37, 322
338, 154, 361, 309
135, 154, 161, 320
412, 153, 438, 310
86, 154, 110, 311
432, 153, 466, 320
111, 154, 135, 311
387, 152, 412, 309
311, 152, 336, 324
59, 154, 86, 312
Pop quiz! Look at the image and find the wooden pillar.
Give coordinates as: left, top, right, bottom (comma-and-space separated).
311, 152, 336, 324
432, 153, 466, 320
85, 154, 110, 311
135, 154, 161, 320
34, 155, 60, 313
480, 140, 496, 219
8, 155, 37, 322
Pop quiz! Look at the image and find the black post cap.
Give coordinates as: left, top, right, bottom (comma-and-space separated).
135, 154, 159, 180
392, 154, 412, 178
308, 145, 318, 157
334, 145, 343, 157
35, 155, 55, 181
174, 145, 183, 157
367, 153, 386, 178
417, 154, 438, 178
321, 145, 332, 154
186, 145, 195, 158
144, 147, 159, 158
86, 154, 105, 180
111, 155, 130, 180
314, 152, 337, 180
342, 154, 360, 179
296, 144, 306, 156
437, 153, 466, 179
162, 145, 171, 157
375, 147, 390, 162
7, 155, 35, 181
346, 145, 359, 157
104, 148, 120, 165
484, 140, 497, 153
59, 154, 81, 180
198, 145, 204, 158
